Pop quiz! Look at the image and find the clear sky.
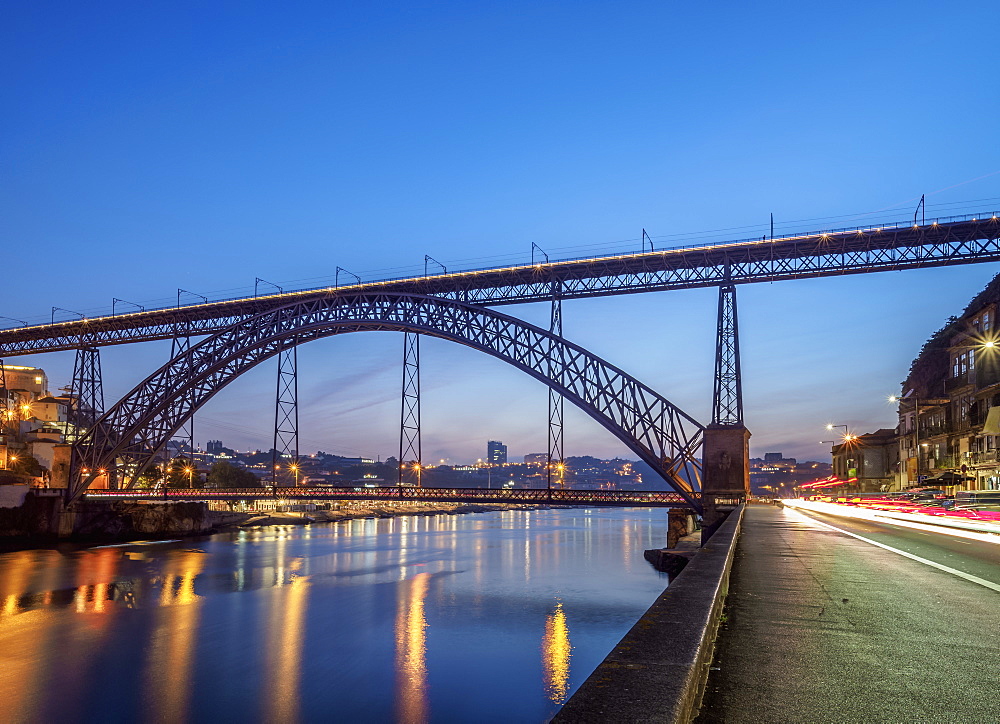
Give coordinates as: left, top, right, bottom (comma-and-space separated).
3, 1, 1000, 465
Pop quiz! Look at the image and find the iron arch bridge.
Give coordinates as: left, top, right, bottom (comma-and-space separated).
73, 292, 704, 507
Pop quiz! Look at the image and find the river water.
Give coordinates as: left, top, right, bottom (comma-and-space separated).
0, 507, 672, 723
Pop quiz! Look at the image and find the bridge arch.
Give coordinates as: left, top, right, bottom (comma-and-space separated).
73, 293, 704, 505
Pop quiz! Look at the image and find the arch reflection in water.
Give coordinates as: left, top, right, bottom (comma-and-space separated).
542, 600, 572, 704
395, 572, 431, 724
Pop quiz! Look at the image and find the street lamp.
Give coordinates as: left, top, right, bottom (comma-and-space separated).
184, 466, 193, 488
289, 462, 300, 487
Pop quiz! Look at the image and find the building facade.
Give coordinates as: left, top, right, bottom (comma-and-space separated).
487, 440, 508, 465
897, 274, 1000, 491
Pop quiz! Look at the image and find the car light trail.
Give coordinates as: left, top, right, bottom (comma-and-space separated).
783, 499, 1000, 546
782, 504, 1000, 593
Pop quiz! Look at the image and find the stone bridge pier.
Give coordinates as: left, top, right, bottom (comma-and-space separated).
700, 425, 750, 542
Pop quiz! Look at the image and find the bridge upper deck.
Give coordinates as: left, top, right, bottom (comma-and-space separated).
1, 215, 998, 356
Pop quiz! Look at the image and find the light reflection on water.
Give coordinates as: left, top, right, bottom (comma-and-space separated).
0, 507, 669, 723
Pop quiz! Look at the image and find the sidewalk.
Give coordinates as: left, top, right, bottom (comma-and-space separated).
695, 505, 999, 724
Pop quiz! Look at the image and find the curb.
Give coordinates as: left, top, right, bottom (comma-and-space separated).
551, 504, 744, 723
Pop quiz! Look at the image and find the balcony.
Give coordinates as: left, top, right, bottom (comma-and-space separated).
946, 373, 973, 392
970, 450, 1000, 465
922, 456, 956, 471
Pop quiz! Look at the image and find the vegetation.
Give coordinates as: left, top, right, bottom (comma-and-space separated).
206, 460, 264, 488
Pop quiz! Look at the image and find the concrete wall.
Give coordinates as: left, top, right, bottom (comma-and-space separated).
553, 505, 744, 723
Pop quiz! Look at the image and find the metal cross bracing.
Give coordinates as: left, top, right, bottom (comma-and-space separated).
69, 347, 105, 440
711, 284, 743, 426
399, 331, 422, 486
168, 330, 195, 472
84, 486, 699, 508
547, 281, 565, 489
271, 340, 299, 487
70, 293, 704, 507
0, 360, 10, 437
0, 359, 10, 430
2, 217, 999, 356
68, 346, 106, 485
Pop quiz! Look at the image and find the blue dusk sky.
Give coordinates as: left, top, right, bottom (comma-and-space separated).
3, 1, 1000, 465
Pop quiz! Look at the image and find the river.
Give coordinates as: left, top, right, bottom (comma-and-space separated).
0, 507, 673, 723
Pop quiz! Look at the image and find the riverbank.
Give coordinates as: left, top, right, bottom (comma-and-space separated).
0, 498, 550, 552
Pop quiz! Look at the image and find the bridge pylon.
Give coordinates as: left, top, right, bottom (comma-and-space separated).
68, 346, 107, 490
547, 281, 565, 490
271, 338, 299, 487
702, 283, 750, 540
399, 331, 422, 486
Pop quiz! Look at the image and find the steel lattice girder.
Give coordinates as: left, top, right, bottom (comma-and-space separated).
83, 486, 698, 508
712, 285, 743, 426
2, 218, 999, 356
71, 293, 704, 507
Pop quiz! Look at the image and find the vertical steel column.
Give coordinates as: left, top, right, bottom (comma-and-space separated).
0, 360, 8, 434
170, 330, 195, 468
69, 347, 105, 437
711, 283, 743, 426
271, 340, 299, 487
399, 332, 422, 487
547, 282, 565, 490
69, 347, 106, 488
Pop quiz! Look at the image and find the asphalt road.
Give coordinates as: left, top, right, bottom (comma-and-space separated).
695, 504, 1000, 724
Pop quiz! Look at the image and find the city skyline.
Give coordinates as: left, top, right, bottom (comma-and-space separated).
4, 2, 1000, 464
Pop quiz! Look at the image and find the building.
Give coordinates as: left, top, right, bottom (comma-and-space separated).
487, 440, 508, 465
1, 363, 71, 487
831, 429, 898, 493
897, 273, 1000, 491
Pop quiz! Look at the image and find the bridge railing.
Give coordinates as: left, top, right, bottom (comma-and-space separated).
82, 486, 697, 506
5, 211, 998, 330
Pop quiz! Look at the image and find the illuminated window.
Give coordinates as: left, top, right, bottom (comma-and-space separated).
34, 376, 42, 384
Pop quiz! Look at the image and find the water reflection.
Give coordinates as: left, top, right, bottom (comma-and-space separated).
143, 550, 205, 724
265, 574, 311, 724
395, 572, 431, 724
542, 601, 572, 704
0, 509, 669, 723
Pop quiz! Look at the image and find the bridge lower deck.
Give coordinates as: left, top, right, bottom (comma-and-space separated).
83, 486, 698, 507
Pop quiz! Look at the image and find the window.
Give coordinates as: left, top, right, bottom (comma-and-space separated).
969, 348, 976, 371
984, 310, 992, 332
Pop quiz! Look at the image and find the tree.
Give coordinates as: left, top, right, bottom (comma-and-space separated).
136, 463, 163, 489
166, 457, 198, 488
206, 460, 264, 488
9, 453, 45, 478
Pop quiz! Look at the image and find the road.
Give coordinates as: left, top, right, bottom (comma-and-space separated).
695, 504, 1000, 724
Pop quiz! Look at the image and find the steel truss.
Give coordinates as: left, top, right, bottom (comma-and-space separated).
169, 330, 195, 470
271, 340, 299, 486
71, 293, 704, 507
399, 332, 421, 486
85, 486, 698, 508
548, 281, 564, 489
0, 360, 7, 430
2, 218, 999, 357
69, 347, 106, 485
712, 284, 743, 426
